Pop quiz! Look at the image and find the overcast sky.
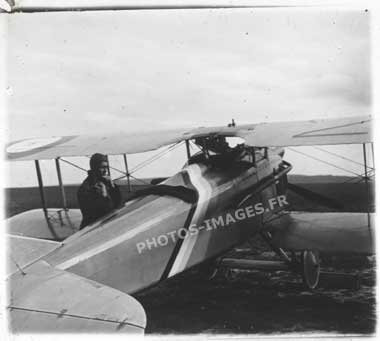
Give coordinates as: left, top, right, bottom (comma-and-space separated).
4, 7, 373, 187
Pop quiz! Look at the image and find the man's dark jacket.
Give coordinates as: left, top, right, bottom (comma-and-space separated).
77, 171, 122, 229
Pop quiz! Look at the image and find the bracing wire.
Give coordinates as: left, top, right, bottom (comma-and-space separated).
341, 169, 374, 184
312, 146, 374, 170
84, 155, 126, 176
128, 174, 152, 186
113, 173, 152, 186
130, 141, 185, 174
59, 158, 87, 172
75, 141, 184, 183
287, 147, 364, 178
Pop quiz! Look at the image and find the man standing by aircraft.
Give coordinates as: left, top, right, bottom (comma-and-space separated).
77, 153, 122, 229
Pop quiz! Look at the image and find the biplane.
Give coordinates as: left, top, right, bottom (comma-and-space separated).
5, 114, 375, 333
2, 0, 376, 334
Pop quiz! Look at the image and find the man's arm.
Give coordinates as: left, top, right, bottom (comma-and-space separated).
109, 183, 122, 208
78, 182, 115, 216
96, 176, 122, 208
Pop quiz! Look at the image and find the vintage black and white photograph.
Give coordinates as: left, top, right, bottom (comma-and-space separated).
1, 0, 376, 337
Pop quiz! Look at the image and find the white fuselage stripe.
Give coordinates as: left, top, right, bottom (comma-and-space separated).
168, 164, 213, 277
6, 234, 61, 244
55, 207, 179, 270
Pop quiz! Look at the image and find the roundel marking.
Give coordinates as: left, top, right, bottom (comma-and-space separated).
6, 137, 62, 154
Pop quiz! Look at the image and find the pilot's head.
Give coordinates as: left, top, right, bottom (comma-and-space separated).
90, 153, 108, 178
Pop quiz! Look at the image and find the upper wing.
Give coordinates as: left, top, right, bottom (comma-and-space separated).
237, 115, 372, 147
265, 212, 375, 255
5, 128, 201, 161
7, 235, 146, 333
6, 115, 372, 161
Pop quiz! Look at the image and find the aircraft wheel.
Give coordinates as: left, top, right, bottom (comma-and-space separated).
302, 250, 320, 290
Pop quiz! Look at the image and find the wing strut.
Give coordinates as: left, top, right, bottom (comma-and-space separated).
55, 158, 67, 210
123, 154, 132, 192
34, 160, 59, 239
362, 143, 371, 232
35, 160, 48, 214
185, 140, 191, 160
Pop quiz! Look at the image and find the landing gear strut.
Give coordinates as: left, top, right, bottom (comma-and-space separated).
216, 231, 363, 290
260, 231, 321, 289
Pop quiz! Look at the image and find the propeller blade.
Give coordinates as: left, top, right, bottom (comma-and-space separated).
287, 183, 343, 210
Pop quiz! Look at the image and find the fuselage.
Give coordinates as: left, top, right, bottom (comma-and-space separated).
38, 148, 289, 294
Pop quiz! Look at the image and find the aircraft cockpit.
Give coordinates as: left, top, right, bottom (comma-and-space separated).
186, 135, 265, 170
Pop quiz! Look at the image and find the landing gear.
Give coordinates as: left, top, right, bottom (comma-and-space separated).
259, 231, 322, 289
218, 250, 322, 289
301, 250, 320, 290
217, 236, 363, 291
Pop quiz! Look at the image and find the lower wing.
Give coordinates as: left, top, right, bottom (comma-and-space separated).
7, 235, 146, 333
265, 212, 374, 255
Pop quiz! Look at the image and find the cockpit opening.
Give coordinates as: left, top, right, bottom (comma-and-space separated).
186, 135, 268, 170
